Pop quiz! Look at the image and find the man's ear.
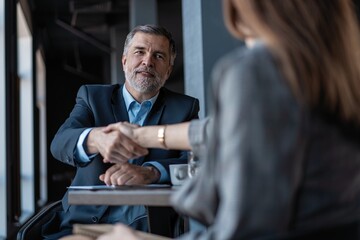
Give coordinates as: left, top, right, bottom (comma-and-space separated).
165, 65, 173, 80
122, 55, 127, 70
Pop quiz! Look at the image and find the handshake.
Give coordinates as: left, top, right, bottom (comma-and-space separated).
86, 121, 191, 187
87, 122, 149, 165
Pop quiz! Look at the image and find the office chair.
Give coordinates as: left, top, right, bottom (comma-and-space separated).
17, 200, 62, 240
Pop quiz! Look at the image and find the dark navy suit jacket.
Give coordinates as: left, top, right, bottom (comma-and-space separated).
46, 84, 199, 237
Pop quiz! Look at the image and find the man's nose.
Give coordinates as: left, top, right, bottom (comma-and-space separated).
142, 54, 154, 67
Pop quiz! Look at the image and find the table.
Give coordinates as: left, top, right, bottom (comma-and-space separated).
68, 186, 182, 237
68, 187, 174, 206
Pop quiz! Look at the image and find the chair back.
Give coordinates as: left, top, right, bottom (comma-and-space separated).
17, 200, 62, 240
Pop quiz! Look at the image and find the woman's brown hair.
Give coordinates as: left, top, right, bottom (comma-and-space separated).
224, 0, 360, 125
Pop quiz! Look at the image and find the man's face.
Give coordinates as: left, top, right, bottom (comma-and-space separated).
122, 32, 173, 95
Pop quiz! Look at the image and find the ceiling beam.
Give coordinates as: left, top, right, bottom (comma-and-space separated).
56, 19, 113, 54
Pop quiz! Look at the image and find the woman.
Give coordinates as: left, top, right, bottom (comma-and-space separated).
97, 0, 360, 239
174, 0, 360, 239
175, 1, 360, 239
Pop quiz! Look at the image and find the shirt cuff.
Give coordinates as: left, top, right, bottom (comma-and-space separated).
142, 162, 169, 183
75, 128, 98, 163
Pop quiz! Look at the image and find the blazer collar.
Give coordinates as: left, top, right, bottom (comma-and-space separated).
143, 88, 165, 126
111, 84, 129, 123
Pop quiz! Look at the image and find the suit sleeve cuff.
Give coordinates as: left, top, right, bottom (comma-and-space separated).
75, 128, 98, 163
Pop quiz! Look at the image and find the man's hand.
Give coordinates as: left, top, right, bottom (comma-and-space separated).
86, 126, 148, 164
99, 162, 160, 186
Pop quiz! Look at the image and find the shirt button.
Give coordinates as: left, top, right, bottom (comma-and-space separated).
91, 216, 98, 223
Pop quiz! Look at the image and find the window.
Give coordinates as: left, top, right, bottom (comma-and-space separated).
17, 3, 34, 222
36, 49, 47, 206
1, 2, 43, 237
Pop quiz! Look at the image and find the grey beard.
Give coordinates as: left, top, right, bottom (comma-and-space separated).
125, 69, 164, 93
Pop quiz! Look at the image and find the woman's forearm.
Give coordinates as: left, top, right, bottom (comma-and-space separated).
133, 122, 192, 150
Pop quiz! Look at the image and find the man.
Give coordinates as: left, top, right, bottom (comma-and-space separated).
43, 24, 199, 239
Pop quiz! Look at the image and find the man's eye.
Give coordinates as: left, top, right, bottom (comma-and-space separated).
156, 54, 164, 59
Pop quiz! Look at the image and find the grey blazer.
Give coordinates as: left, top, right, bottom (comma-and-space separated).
172, 44, 360, 239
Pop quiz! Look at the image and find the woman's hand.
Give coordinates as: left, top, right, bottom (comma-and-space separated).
99, 122, 148, 163
97, 224, 140, 240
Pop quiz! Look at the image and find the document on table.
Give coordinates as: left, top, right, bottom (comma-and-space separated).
67, 184, 171, 190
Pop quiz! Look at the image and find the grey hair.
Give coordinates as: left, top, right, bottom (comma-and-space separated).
123, 24, 177, 66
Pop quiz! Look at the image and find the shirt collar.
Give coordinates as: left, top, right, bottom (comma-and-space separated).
122, 85, 159, 111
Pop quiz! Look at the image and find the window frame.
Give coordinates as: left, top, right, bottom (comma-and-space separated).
5, 0, 21, 238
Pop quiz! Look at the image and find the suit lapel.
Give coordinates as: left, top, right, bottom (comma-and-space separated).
111, 84, 129, 123
144, 88, 165, 126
